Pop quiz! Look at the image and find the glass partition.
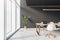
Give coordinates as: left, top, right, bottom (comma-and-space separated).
7, 0, 12, 34
5, 0, 20, 38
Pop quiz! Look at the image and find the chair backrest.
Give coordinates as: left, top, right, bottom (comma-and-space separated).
50, 22, 54, 24
57, 22, 60, 26
58, 22, 60, 24
40, 22, 47, 27
47, 22, 56, 31
40, 22, 43, 24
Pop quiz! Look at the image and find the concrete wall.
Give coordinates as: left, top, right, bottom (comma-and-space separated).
21, 0, 60, 28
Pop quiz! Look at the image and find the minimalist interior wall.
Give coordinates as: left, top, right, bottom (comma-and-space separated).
21, 0, 60, 28
0, 0, 4, 40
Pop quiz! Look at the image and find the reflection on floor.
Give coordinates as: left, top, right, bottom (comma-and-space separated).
9, 28, 60, 40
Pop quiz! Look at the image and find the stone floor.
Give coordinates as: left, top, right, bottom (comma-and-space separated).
9, 28, 60, 40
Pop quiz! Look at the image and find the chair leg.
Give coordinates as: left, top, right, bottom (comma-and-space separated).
36, 25, 40, 36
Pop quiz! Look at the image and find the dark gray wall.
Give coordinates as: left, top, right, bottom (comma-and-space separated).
26, 0, 60, 5
21, 0, 60, 28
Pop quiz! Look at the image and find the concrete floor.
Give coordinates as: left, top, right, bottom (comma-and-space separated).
9, 28, 60, 40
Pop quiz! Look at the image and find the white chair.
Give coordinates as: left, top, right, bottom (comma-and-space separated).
36, 22, 47, 35
36, 22, 44, 35
46, 22, 56, 38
